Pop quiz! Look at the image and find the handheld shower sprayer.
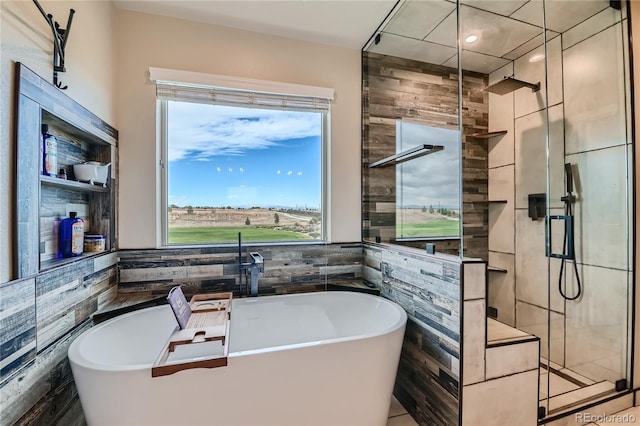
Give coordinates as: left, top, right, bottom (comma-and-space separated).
558, 163, 582, 300
564, 163, 573, 194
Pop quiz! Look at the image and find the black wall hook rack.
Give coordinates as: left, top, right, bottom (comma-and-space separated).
32, 0, 75, 90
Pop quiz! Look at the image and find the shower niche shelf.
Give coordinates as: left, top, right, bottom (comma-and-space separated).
471, 130, 507, 139
369, 144, 444, 168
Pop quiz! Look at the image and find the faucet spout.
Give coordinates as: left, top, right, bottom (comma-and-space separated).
240, 249, 264, 297
247, 252, 264, 297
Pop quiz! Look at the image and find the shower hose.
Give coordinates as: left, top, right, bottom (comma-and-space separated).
558, 192, 582, 301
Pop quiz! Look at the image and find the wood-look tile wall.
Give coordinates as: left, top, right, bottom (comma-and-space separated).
0, 252, 118, 426
362, 52, 489, 260
118, 243, 364, 297
363, 243, 462, 426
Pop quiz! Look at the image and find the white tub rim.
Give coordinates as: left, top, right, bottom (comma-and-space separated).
68, 291, 407, 373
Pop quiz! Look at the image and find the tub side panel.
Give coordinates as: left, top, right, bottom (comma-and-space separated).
73, 329, 404, 426
364, 243, 462, 426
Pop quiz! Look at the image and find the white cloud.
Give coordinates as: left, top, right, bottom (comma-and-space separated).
216, 167, 221, 172
297, 171, 303, 176
277, 170, 281, 175
287, 171, 293, 176
239, 168, 244, 173
228, 167, 233, 172
167, 102, 321, 162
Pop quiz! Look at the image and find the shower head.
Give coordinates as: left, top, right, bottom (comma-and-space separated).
485, 77, 540, 95
565, 163, 573, 194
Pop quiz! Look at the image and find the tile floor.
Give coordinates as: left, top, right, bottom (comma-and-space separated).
587, 404, 640, 425
387, 396, 418, 426
386, 394, 640, 425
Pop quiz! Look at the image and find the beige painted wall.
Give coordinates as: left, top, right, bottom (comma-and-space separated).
0, 0, 116, 282
115, 9, 362, 248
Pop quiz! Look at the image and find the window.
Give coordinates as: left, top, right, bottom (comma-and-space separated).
153, 69, 332, 246
395, 121, 460, 239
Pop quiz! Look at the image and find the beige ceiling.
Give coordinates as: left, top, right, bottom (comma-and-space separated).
113, 0, 396, 50
113, 0, 616, 74
367, 0, 613, 74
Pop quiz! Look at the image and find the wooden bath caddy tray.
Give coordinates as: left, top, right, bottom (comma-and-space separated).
152, 290, 233, 377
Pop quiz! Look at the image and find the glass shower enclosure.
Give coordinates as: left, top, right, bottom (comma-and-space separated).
362, 0, 634, 419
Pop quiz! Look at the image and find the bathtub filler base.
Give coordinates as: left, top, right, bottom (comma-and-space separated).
152, 290, 232, 377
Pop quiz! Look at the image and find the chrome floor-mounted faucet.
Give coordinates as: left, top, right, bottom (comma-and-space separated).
238, 233, 264, 297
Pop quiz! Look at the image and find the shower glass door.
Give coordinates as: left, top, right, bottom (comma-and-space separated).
475, 0, 634, 417
542, 0, 633, 416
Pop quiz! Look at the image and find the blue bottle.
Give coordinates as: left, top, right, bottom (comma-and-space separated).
59, 212, 84, 257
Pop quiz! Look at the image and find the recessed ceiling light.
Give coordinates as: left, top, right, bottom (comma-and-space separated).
529, 53, 545, 63
465, 35, 478, 43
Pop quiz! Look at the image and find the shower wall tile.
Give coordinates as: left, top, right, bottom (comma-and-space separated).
462, 369, 538, 426
567, 146, 629, 271
463, 263, 485, 300
564, 24, 627, 154
488, 202, 514, 254
486, 339, 539, 380
488, 63, 514, 169
488, 165, 513, 202
514, 104, 565, 210
488, 165, 514, 253
463, 299, 486, 385
562, 7, 622, 51
516, 301, 565, 366
564, 265, 629, 383
515, 209, 565, 313
487, 251, 515, 327
514, 36, 563, 119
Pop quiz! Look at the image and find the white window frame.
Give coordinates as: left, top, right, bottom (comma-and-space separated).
151, 68, 333, 247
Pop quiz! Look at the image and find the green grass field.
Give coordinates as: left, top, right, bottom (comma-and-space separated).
168, 226, 312, 244
397, 219, 460, 238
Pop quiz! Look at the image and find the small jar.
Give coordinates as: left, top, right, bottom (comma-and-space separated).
84, 234, 105, 252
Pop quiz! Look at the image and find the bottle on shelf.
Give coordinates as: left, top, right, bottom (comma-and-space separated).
42, 124, 57, 177
53, 216, 63, 259
59, 212, 84, 257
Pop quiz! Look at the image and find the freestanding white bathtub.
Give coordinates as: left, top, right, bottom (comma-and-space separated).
68, 291, 407, 426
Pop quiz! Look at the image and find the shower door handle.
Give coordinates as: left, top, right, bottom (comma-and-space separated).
545, 215, 574, 259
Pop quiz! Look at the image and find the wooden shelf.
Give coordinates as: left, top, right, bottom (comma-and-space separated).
40, 175, 110, 193
470, 199, 508, 204
471, 130, 508, 139
488, 266, 508, 273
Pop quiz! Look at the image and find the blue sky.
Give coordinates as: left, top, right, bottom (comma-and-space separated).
167, 101, 322, 209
